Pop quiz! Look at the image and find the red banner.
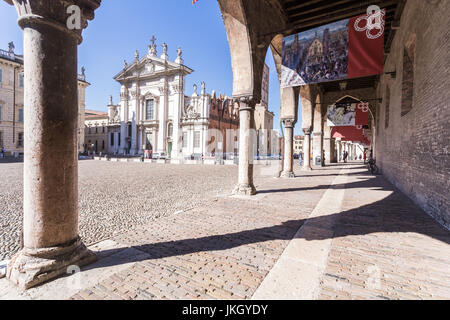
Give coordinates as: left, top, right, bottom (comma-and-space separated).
355, 102, 370, 127
332, 126, 370, 145
348, 10, 385, 79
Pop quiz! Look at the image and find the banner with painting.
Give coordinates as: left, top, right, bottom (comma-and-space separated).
281, 8, 385, 88
328, 101, 371, 145
327, 102, 369, 127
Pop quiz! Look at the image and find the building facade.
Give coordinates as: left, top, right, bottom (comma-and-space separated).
0, 43, 23, 155
294, 135, 304, 156
84, 110, 109, 154
0, 43, 89, 156
255, 63, 275, 157
107, 41, 241, 160
108, 42, 192, 158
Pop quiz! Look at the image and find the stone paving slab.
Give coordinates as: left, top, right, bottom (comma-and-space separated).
317, 167, 450, 300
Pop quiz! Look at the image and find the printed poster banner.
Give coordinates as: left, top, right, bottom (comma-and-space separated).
281, 9, 385, 88
327, 102, 370, 127
327, 103, 355, 127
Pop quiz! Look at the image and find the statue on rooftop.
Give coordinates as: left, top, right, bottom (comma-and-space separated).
8, 41, 14, 53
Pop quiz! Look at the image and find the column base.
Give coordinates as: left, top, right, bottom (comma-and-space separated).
302, 166, 313, 171
233, 183, 257, 196
280, 171, 295, 178
6, 237, 96, 290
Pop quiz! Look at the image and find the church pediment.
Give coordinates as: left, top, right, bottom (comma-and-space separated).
114, 55, 193, 82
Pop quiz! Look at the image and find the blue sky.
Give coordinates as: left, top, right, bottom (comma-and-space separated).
0, 0, 303, 134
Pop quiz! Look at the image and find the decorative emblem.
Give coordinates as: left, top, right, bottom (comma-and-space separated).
185, 103, 200, 119
354, 5, 385, 40
357, 102, 370, 112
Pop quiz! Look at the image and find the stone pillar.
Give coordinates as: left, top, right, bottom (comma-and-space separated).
157, 84, 168, 154
280, 119, 295, 178
312, 119, 323, 167
233, 97, 256, 195
330, 138, 336, 163
6, 0, 100, 289
302, 128, 312, 171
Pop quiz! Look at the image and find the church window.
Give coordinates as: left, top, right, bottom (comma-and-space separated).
183, 132, 187, 148
18, 108, 24, 123
19, 73, 24, 88
17, 132, 23, 147
194, 131, 201, 148
168, 123, 173, 138
146, 99, 155, 120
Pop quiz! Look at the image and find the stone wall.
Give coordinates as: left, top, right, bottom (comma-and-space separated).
376, 0, 450, 228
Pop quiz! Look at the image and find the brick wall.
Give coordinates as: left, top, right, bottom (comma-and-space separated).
376, 0, 450, 228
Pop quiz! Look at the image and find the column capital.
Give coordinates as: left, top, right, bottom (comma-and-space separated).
282, 118, 296, 128
5, 0, 101, 44
234, 95, 256, 111
303, 127, 312, 135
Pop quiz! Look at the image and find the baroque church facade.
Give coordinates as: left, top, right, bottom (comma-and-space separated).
107, 40, 241, 160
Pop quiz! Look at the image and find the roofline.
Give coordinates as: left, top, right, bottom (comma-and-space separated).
113, 56, 194, 82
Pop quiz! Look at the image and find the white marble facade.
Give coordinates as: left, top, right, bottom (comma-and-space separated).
107, 40, 232, 160
108, 40, 193, 158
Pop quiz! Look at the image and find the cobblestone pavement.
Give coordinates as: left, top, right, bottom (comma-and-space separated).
1, 163, 449, 300
0, 160, 246, 261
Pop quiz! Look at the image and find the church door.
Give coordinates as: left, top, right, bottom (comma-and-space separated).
168, 142, 172, 158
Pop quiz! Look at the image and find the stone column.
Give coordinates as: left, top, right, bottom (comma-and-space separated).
233, 97, 256, 195
313, 109, 324, 167
302, 128, 312, 171
280, 119, 295, 178
157, 85, 168, 154
6, 0, 100, 289
330, 138, 336, 163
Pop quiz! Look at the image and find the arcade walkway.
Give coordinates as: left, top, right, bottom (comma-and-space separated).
1, 163, 449, 300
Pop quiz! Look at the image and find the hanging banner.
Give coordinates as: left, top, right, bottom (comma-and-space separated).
328, 101, 370, 127
355, 102, 370, 127
332, 126, 369, 144
327, 103, 356, 127
281, 9, 385, 88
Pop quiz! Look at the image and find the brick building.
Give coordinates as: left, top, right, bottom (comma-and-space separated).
207, 92, 240, 157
